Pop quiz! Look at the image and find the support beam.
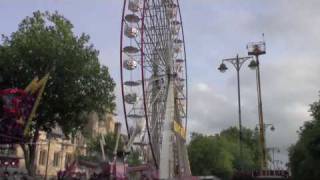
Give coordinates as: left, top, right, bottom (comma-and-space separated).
159, 78, 175, 179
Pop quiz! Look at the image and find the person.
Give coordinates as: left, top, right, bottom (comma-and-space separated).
57, 170, 61, 180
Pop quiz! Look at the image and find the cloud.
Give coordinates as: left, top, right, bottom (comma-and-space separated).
188, 52, 319, 164
195, 82, 210, 92
188, 83, 238, 135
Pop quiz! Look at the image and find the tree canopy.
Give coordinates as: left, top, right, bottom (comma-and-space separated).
289, 94, 320, 180
0, 11, 115, 175
188, 127, 261, 179
0, 11, 115, 135
87, 133, 123, 160
86, 133, 141, 166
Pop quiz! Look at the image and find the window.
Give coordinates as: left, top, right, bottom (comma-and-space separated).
53, 152, 60, 167
65, 153, 73, 168
39, 150, 47, 166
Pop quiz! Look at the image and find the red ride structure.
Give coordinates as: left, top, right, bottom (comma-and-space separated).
0, 88, 35, 144
0, 74, 49, 169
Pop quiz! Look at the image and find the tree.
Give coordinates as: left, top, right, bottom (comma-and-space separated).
188, 127, 261, 179
188, 133, 234, 179
220, 127, 261, 171
0, 11, 115, 176
126, 150, 142, 166
289, 94, 320, 180
86, 133, 142, 166
87, 133, 123, 160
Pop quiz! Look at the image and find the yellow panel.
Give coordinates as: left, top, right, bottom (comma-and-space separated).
173, 120, 186, 139
24, 73, 50, 135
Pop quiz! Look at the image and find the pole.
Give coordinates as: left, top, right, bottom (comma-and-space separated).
219, 55, 252, 170
255, 55, 267, 169
100, 137, 106, 161
159, 76, 175, 179
113, 122, 122, 162
236, 54, 243, 171
272, 149, 275, 170
44, 136, 51, 180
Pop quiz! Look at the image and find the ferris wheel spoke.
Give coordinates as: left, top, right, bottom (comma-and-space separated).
143, 44, 167, 69
144, 1, 172, 60
155, 0, 172, 41
141, 36, 166, 68
142, 27, 167, 66
142, 47, 167, 71
146, 0, 167, 47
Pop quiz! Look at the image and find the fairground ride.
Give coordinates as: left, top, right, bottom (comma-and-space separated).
120, 0, 192, 179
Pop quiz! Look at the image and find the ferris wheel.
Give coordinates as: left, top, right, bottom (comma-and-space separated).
120, 0, 190, 178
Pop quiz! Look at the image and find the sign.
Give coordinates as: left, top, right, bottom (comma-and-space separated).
173, 120, 186, 139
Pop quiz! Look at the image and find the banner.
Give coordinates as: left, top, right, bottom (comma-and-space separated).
173, 120, 186, 140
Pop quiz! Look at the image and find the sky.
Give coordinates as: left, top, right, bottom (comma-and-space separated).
1, 0, 320, 166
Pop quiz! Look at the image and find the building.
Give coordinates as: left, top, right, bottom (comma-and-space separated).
0, 128, 86, 178
85, 112, 116, 137
33, 129, 87, 178
0, 112, 117, 178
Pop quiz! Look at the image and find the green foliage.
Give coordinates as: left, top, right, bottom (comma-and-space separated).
0, 11, 115, 135
188, 127, 261, 179
0, 11, 115, 176
289, 94, 320, 180
188, 133, 233, 178
220, 127, 261, 171
126, 150, 142, 166
87, 133, 124, 160
87, 133, 142, 166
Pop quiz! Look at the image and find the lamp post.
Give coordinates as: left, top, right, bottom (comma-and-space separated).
274, 160, 283, 170
255, 122, 274, 170
218, 54, 253, 171
267, 147, 280, 170
44, 132, 52, 180
247, 40, 267, 169
255, 123, 275, 132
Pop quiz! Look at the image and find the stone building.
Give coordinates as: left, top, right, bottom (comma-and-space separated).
0, 112, 117, 178
85, 112, 116, 137
33, 129, 87, 177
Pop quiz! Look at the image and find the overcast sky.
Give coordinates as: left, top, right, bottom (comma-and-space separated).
1, 0, 320, 165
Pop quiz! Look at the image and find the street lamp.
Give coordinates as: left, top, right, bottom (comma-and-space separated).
247, 39, 267, 169
218, 54, 253, 171
274, 160, 284, 170
248, 60, 258, 70
217, 62, 228, 72
255, 123, 275, 132
267, 147, 280, 170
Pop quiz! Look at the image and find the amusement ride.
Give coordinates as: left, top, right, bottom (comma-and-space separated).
120, 0, 191, 179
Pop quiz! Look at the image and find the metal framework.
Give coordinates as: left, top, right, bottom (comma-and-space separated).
120, 0, 190, 179
247, 41, 267, 169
